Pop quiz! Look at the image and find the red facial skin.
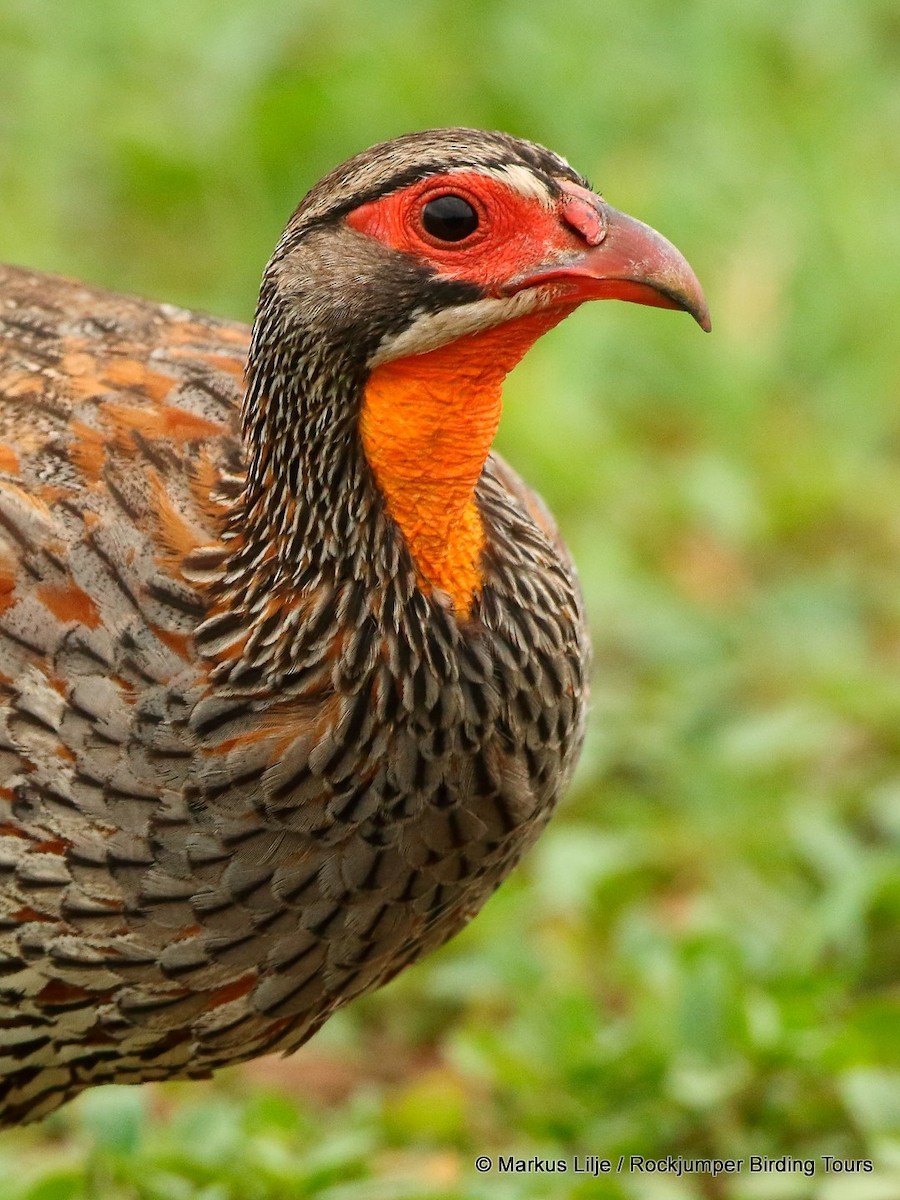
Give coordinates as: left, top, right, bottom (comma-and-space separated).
346, 171, 711, 330
347, 171, 587, 293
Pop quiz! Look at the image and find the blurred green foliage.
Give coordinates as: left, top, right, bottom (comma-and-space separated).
1, 0, 899, 1196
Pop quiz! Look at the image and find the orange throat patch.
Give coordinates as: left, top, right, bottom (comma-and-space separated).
360, 306, 573, 615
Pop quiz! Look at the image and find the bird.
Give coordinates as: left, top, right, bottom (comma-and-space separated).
0, 128, 709, 1125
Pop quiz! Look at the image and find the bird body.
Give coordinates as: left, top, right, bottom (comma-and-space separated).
0, 129, 707, 1124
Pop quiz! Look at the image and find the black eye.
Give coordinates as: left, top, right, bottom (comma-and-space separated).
421, 194, 479, 242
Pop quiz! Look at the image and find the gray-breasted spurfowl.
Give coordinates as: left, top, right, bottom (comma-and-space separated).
0, 128, 709, 1124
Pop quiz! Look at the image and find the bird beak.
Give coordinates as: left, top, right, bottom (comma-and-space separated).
504, 194, 711, 332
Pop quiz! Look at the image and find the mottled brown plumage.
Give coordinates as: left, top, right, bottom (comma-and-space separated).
0, 129, 708, 1124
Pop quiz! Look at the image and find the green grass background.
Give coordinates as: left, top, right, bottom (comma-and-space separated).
1, 1, 899, 1196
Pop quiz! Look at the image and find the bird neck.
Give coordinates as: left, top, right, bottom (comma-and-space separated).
232, 298, 572, 615
236, 292, 368, 567
360, 308, 572, 614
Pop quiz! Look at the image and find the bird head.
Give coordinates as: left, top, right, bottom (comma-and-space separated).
261, 127, 709, 373
242, 129, 709, 613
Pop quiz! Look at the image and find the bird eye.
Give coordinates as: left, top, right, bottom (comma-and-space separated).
421, 194, 479, 242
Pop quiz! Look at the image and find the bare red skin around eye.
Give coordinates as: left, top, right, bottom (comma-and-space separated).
345, 171, 590, 293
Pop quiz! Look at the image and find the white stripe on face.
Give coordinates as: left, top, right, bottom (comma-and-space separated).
368, 288, 557, 367
473, 163, 559, 208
